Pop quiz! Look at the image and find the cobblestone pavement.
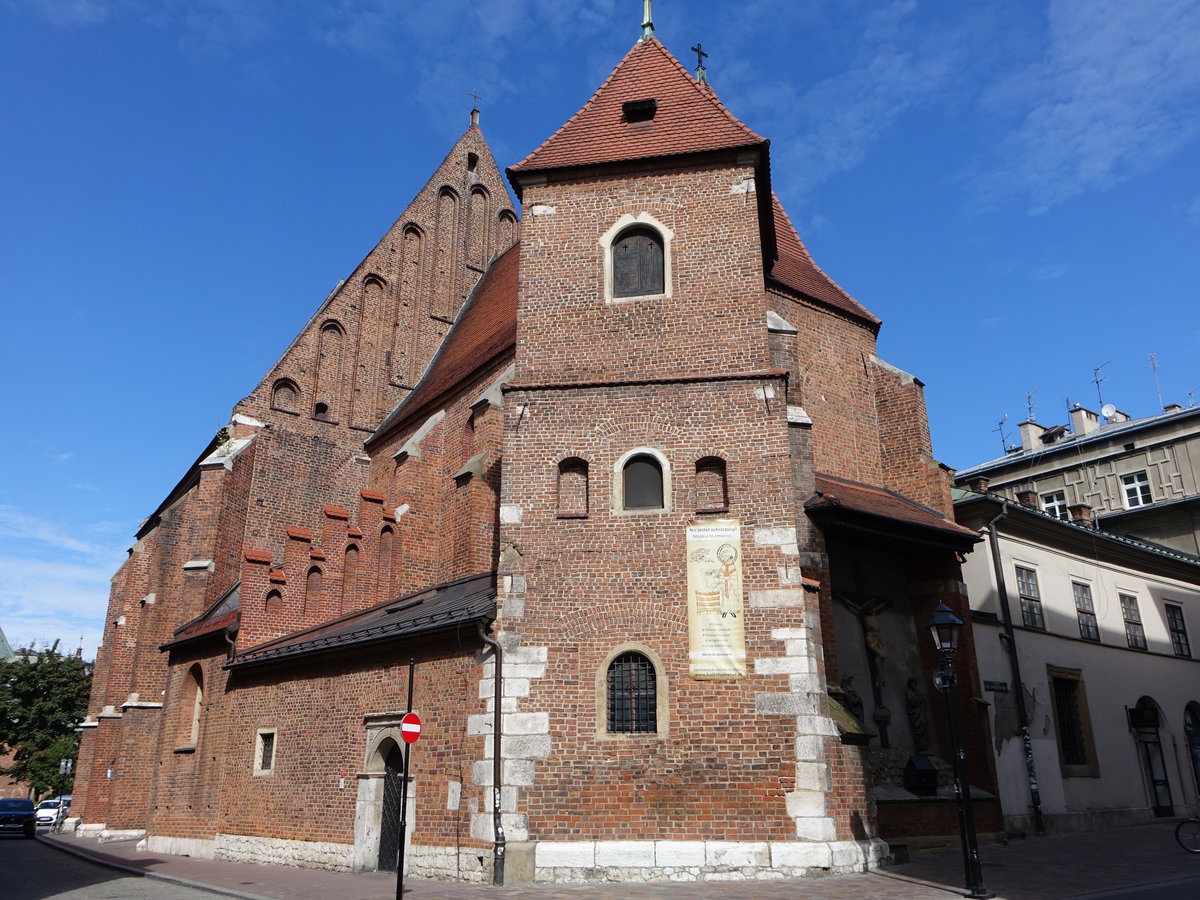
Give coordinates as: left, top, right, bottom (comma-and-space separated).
39, 821, 1200, 900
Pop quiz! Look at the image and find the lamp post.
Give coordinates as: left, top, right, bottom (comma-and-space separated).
928, 604, 992, 900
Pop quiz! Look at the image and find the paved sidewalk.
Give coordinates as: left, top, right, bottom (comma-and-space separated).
39, 822, 1200, 900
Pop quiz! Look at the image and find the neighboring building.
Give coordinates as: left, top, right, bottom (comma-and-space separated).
955, 404, 1200, 555
955, 487, 1200, 835
74, 19, 990, 885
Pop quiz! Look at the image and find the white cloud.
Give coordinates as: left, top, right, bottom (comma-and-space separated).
975, 0, 1200, 214
16, 0, 119, 27
0, 505, 119, 561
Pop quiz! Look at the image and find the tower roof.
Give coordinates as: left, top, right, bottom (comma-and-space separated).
509, 38, 765, 182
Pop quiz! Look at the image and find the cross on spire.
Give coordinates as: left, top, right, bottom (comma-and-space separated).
691, 41, 709, 83
468, 89, 482, 127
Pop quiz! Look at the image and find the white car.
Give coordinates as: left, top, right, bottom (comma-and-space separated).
35, 799, 62, 826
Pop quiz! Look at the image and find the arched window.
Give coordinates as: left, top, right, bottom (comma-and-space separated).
379, 527, 394, 599
695, 456, 728, 511
182, 664, 203, 746
557, 457, 589, 518
612, 226, 664, 298
271, 379, 299, 413
607, 651, 657, 733
313, 321, 344, 419
343, 545, 359, 611
265, 589, 283, 613
624, 454, 664, 509
305, 566, 322, 615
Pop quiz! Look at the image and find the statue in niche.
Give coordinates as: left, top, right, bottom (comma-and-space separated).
906, 676, 930, 753
864, 614, 887, 687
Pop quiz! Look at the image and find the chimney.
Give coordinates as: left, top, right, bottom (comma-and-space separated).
1163, 403, 1182, 414
1069, 405, 1100, 437
965, 476, 990, 494
1018, 420, 1046, 452
1016, 488, 1038, 509
1108, 408, 1132, 423
1067, 503, 1095, 528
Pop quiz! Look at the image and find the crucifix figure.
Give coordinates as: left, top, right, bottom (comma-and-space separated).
691, 42, 709, 84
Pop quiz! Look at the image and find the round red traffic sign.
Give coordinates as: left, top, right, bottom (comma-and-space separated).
400, 712, 422, 743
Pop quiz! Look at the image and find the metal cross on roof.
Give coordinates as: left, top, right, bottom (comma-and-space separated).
691, 42, 709, 84
468, 89, 482, 111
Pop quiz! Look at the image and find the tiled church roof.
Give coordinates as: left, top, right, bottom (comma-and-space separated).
509, 38, 765, 178
768, 194, 880, 327
808, 473, 979, 544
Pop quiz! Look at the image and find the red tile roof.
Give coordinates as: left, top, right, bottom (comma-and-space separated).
768, 195, 880, 327
809, 472, 978, 541
509, 39, 765, 177
366, 244, 519, 448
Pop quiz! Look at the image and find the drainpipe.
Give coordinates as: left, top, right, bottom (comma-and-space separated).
985, 500, 1047, 835
476, 621, 505, 885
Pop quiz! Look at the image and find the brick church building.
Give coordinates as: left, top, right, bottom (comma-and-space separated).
73, 17, 992, 885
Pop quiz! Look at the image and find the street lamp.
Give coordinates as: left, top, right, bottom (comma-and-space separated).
927, 603, 992, 900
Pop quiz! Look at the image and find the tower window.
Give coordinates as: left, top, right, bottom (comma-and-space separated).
612, 227, 664, 298
623, 454, 664, 509
607, 651, 657, 733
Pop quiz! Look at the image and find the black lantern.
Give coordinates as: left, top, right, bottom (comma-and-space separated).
928, 603, 963, 655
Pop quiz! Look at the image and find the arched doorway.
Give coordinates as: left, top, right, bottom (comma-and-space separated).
1132, 697, 1173, 817
1185, 703, 1200, 798
377, 741, 405, 872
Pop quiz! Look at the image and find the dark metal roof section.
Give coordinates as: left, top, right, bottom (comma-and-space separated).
160, 582, 241, 651
225, 572, 497, 670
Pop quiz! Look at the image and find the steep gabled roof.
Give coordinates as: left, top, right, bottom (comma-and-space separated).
366, 243, 519, 448
768, 194, 880, 328
509, 38, 765, 180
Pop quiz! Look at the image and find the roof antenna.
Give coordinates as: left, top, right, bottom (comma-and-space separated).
468, 89, 482, 128
1149, 352, 1164, 410
1025, 390, 1038, 423
641, 0, 655, 41
994, 414, 1011, 454
1092, 360, 1110, 410
691, 42, 709, 83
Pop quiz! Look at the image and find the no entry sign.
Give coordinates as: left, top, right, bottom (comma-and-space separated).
400, 712, 422, 743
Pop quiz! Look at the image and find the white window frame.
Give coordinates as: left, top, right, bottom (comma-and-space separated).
611, 447, 672, 515
1121, 471, 1152, 509
599, 213, 674, 304
253, 728, 277, 776
1041, 490, 1069, 520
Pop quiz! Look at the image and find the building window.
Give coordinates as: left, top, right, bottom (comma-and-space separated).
254, 729, 276, 776
695, 456, 728, 512
1015, 566, 1044, 630
1122, 471, 1152, 508
556, 457, 589, 518
1073, 582, 1100, 642
1042, 491, 1069, 520
1166, 604, 1192, 658
612, 227, 664, 298
1047, 666, 1099, 777
1121, 593, 1147, 650
623, 454, 664, 510
607, 651, 657, 733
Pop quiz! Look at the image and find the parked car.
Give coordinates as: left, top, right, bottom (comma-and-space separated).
0, 798, 36, 838
35, 799, 62, 825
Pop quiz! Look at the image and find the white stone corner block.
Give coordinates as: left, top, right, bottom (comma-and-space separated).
506, 646, 549, 664
793, 761, 832, 792
755, 526, 798, 547
503, 712, 550, 735
829, 840, 868, 869
794, 817, 838, 842
748, 589, 807, 608
771, 840, 832, 869
785, 790, 827, 819
754, 656, 813, 676
499, 504, 523, 524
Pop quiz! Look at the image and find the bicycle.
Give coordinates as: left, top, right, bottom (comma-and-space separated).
1176, 816, 1200, 853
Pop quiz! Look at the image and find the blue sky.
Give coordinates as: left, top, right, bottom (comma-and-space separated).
1, 0, 1198, 655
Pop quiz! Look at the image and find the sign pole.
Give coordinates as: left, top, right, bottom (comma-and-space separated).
395, 657, 416, 900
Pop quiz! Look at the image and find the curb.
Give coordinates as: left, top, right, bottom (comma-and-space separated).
36, 832, 272, 900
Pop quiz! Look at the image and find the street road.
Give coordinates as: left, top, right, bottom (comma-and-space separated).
0, 835, 223, 900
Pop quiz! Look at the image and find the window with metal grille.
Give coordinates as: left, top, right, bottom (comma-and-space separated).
1166, 604, 1191, 658
1120, 594, 1147, 650
1073, 582, 1100, 642
607, 652, 657, 733
1015, 566, 1044, 630
254, 730, 276, 775
612, 227, 664, 298
1041, 491, 1069, 520
624, 455, 664, 509
1051, 675, 1091, 768
1121, 471, 1152, 508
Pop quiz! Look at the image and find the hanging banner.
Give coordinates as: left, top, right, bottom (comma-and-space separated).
686, 519, 746, 679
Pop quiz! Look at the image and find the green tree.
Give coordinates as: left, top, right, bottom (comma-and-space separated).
0, 641, 91, 796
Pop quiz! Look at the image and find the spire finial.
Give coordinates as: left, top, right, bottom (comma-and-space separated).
691, 42, 709, 83
641, 0, 654, 41
469, 89, 482, 128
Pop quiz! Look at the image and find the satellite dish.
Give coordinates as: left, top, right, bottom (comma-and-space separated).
1101, 403, 1117, 419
